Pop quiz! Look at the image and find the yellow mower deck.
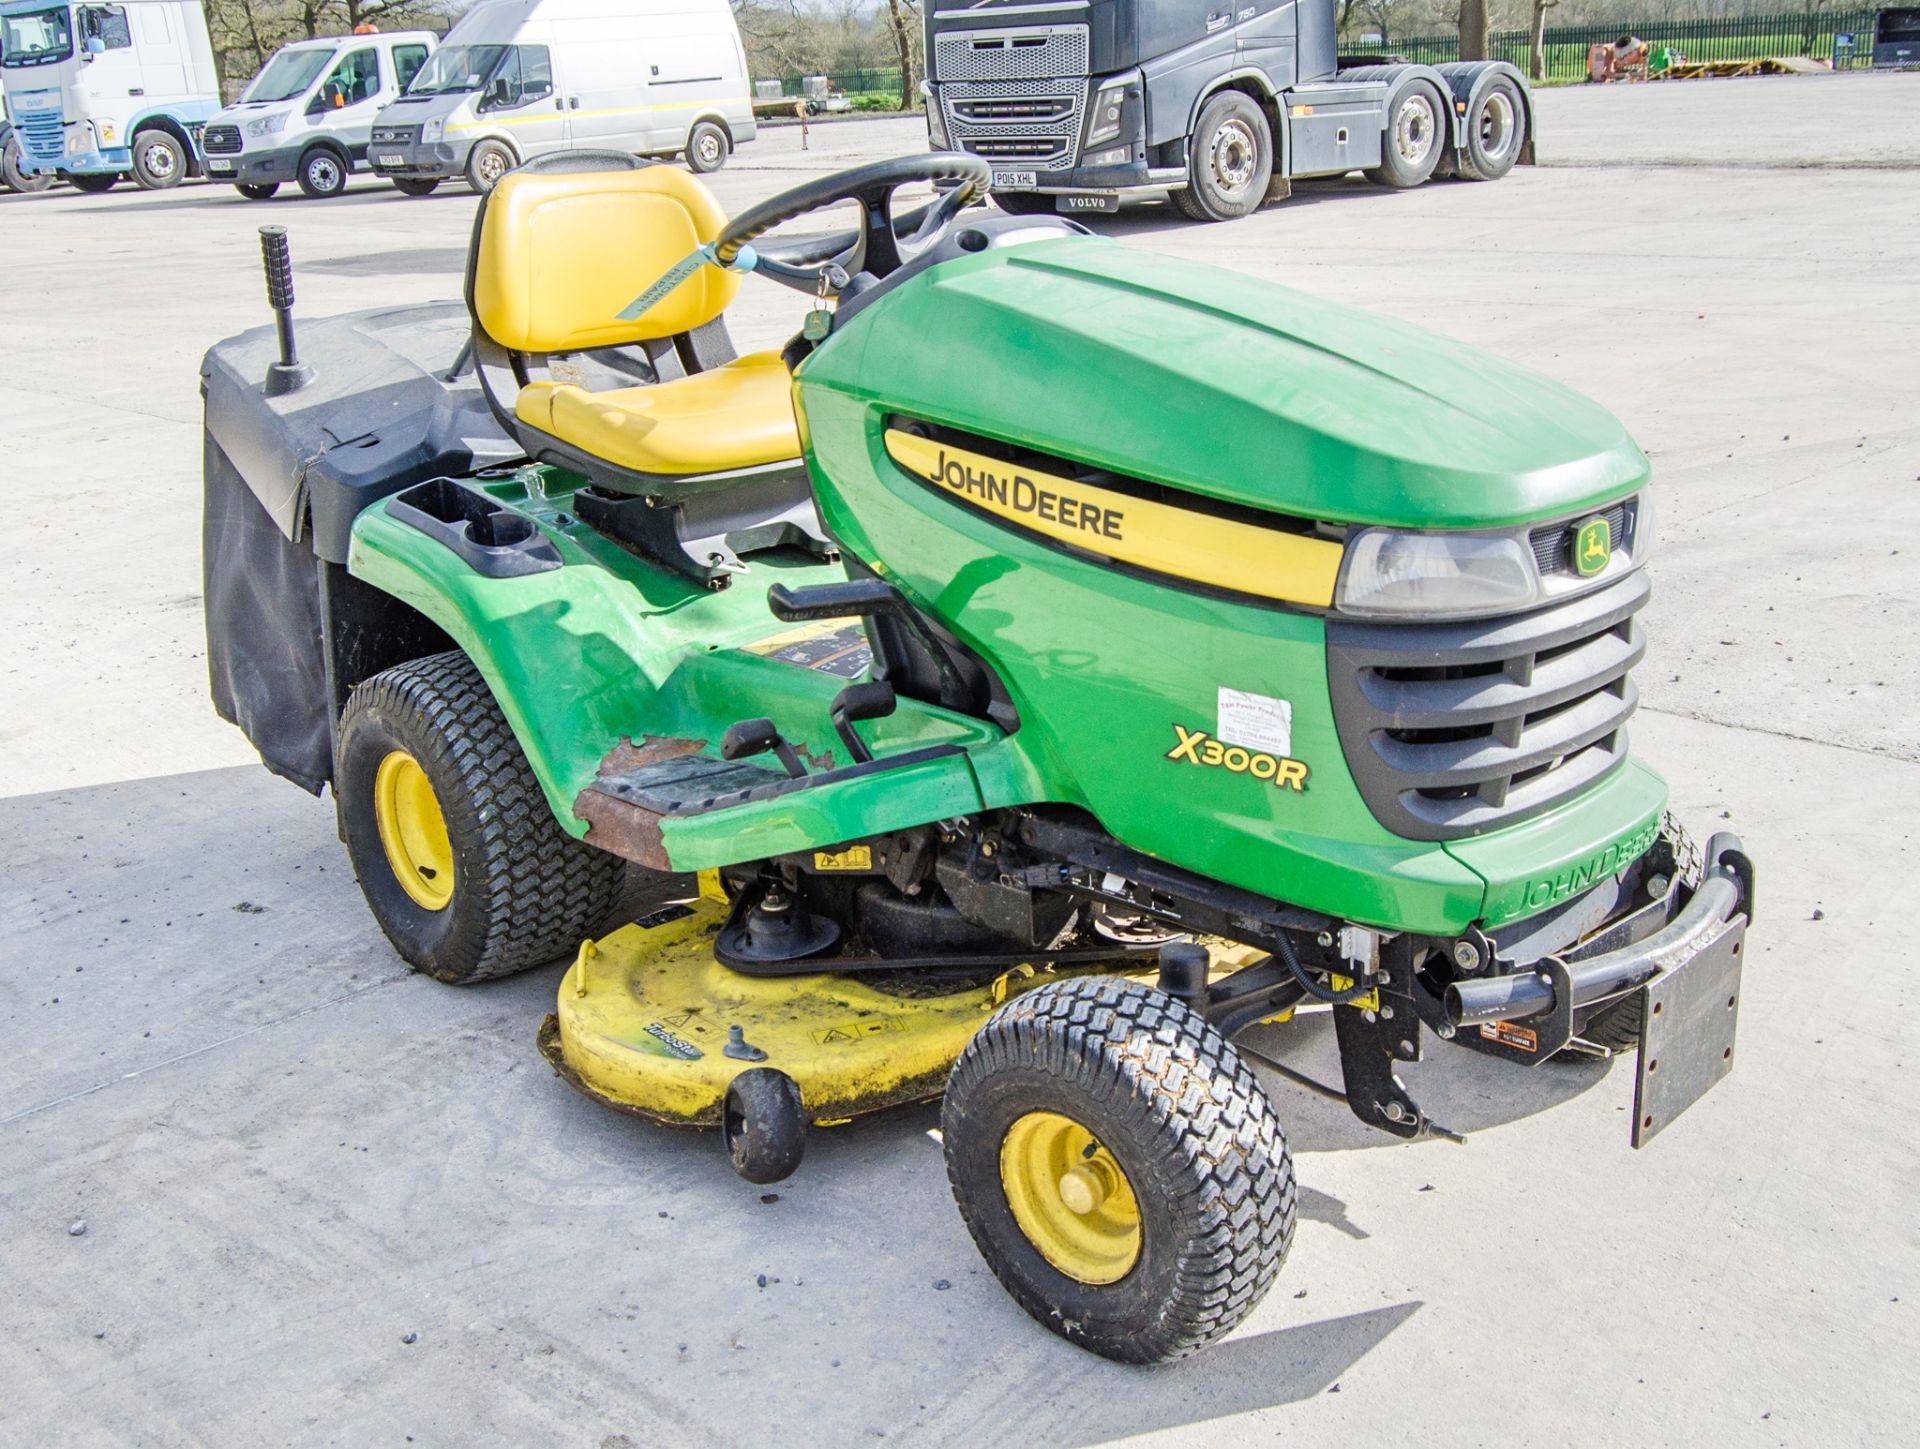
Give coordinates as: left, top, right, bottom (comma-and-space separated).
541, 895, 1279, 1130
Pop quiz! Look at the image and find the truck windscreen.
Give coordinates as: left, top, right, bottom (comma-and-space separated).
406, 43, 508, 96
244, 48, 335, 104
1, 6, 73, 67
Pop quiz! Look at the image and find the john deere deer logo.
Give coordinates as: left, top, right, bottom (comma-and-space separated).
1574, 516, 1612, 577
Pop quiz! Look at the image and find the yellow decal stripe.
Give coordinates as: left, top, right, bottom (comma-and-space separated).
884, 431, 1342, 609
448, 99, 735, 134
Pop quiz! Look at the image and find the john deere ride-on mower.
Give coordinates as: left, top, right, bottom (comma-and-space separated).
203, 150, 1753, 1363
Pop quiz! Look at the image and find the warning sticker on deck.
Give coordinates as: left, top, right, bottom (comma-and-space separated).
1217, 688, 1293, 757
742, 620, 873, 679
811, 1016, 906, 1047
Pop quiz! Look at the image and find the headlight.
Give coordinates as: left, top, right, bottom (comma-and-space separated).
1085, 72, 1137, 148
245, 113, 288, 139
1338, 530, 1538, 618
420, 117, 444, 144
923, 93, 949, 150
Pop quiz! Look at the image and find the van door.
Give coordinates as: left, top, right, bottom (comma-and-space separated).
640, 26, 732, 154
473, 43, 567, 158
306, 45, 383, 161
389, 40, 431, 99
549, 20, 649, 154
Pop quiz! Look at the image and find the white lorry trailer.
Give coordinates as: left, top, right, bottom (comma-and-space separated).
0, 0, 218, 191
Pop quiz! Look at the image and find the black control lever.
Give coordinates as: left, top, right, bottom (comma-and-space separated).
828, 682, 897, 765
765, 580, 966, 706
722, 718, 807, 779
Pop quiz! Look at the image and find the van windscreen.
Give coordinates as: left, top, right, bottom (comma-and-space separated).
244, 48, 334, 103
406, 43, 508, 95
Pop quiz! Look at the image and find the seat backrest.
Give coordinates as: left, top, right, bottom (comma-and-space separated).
469, 165, 740, 357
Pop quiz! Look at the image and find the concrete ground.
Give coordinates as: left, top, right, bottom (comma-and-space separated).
3, 72, 1916, 1447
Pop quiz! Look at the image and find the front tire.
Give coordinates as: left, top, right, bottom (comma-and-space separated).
297, 147, 348, 198
65, 173, 117, 193
3, 135, 52, 193
1174, 90, 1273, 222
465, 139, 515, 193
685, 120, 729, 174
130, 128, 185, 190
391, 176, 441, 197
236, 182, 279, 200
1366, 82, 1446, 189
1457, 76, 1527, 181
336, 652, 623, 984
942, 976, 1295, 1363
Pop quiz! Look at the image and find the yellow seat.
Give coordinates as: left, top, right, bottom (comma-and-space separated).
469, 163, 800, 479
517, 351, 799, 477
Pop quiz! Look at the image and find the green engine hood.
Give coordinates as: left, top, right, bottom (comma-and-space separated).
809, 236, 1649, 529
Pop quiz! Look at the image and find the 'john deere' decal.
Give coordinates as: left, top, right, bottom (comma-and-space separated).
883, 430, 1344, 609
1167, 724, 1309, 792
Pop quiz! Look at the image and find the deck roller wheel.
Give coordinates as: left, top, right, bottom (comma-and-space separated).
722, 1068, 806, 1183
941, 976, 1295, 1362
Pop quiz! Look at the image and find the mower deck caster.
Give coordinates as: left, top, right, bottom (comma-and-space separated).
723, 1067, 806, 1183
942, 975, 1296, 1363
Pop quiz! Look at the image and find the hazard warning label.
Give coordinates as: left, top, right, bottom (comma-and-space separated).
810, 1016, 906, 1047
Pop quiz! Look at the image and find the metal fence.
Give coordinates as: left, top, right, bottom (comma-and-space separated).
1344, 10, 1884, 81
762, 69, 906, 98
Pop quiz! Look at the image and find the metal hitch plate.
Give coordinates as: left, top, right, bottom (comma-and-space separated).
1631, 912, 1746, 1147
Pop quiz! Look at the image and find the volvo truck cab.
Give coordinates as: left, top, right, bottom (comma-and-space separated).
0, 0, 218, 190
201, 30, 436, 199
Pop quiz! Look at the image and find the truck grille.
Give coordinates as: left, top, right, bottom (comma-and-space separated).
1324, 570, 1650, 841
202, 124, 242, 155
940, 77, 1088, 173
14, 107, 64, 165
371, 125, 418, 145
934, 25, 1089, 82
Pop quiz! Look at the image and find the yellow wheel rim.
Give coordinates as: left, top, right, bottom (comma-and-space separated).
999, 1110, 1142, 1285
372, 750, 455, 911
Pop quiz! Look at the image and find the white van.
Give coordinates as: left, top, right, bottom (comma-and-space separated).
200, 30, 437, 199
368, 0, 756, 196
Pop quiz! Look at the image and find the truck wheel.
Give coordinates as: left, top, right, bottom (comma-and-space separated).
1366, 82, 1446, 189
3, 136, 52, 193
130, 129, 185, 190
1457, 77, 1527, 181
942, 976, 1295, 1363
66, 173, 117, 193
297, 147, 348, 198
465, 140, 515, 193
391, 177, 441, 197
336, 651, 624, 984
1174, 90, 1272, 222
685, 120, 730, 174
235, 183, 279, 200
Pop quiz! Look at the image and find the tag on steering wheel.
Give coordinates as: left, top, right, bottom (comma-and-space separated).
802, 262, 850, 342
802, 310, 833, 341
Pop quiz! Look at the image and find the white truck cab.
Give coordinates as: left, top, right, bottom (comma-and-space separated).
0, 0, 219, 191
202, 30, 436, 199
369, 0, 756, 196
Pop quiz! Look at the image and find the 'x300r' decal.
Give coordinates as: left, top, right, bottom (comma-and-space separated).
1166, 724, 1309, 791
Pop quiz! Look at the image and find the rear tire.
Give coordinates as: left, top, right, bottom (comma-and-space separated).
1174, 90, 1272, 222
297, 147, 349, 198
942, 976, 1295, 1362
336, 651, 624, 984
465, 139, 515, 193
1366, 82, 1445, 189
391, 176, 441, 197
1457, 76, 1527, 181
236, 182, 279, 200
130, 128, 185, 190
66, 173, 117, 193
3, 136, 52, 193
685, 120, 729, 173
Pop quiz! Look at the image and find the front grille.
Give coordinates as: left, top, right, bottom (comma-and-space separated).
15, 108, 64, 165
934, 25, 1089, 82
1325, 571, 1650, 841
371, 125, 418, 145
941, 76, 1088, 173
1530, 497, 1638, 576
202, 124, 241, 155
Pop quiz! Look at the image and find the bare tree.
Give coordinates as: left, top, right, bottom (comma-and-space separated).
884, 0, 919, 110
1528, 0, 1557, 79
1459, 0, 1488, 60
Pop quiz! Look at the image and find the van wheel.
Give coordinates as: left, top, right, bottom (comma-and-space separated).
465, 140, 515, 193
298, 147, 349, 198
3, 135, 52, 193
685, 121, 730, 174
1174, 91, 1272, 222
337, 652, 624, 984
66, 173, 117, 193
392, 177, 441, 197
1366, 82, 1445, 189
236, 182, 279, 200
131, 129, 186, 190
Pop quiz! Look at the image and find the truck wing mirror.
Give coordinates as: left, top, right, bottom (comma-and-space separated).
84, 37, 106, 57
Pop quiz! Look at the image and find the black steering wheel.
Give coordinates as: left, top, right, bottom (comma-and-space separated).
714, 152, 992, 294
